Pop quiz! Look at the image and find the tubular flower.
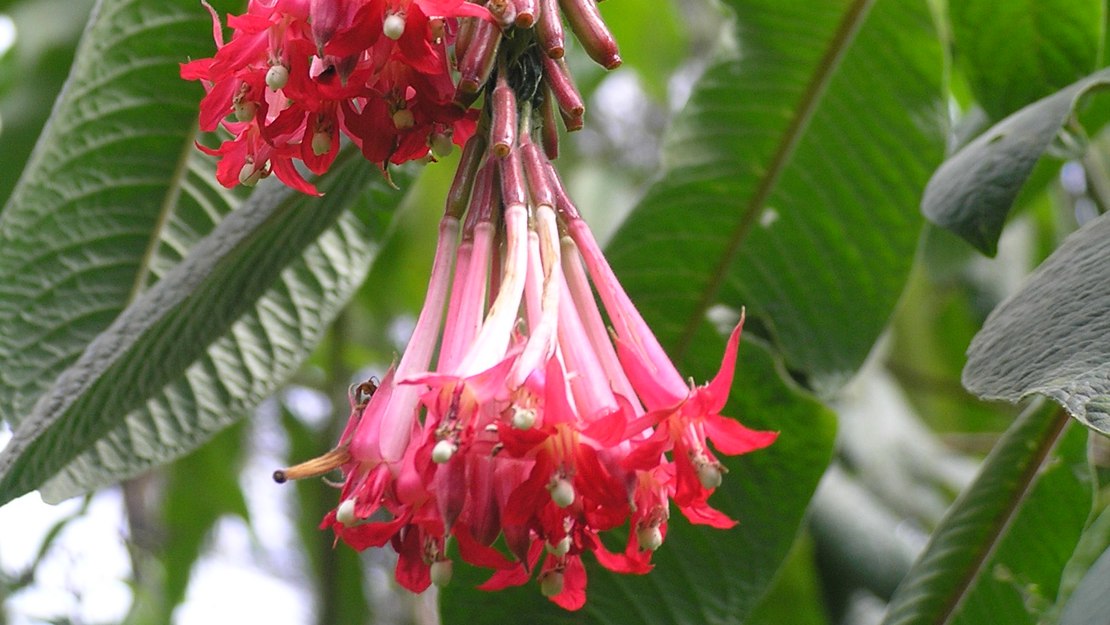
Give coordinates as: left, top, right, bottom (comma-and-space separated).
181, 0, 490, 192
186, 0, 779, 612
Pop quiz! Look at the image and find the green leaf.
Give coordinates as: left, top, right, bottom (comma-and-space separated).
0, 0, 94, 208
1059, 540, 1110, 625
0, 0, 242, 426
962, 211, 1110, 436
880, 403, 1091, 625
0, 148, 407, 506
922, 68, 1110, 256
949, 0, 1101, 121
603, 0, 947, 395
440, 333, 837, 625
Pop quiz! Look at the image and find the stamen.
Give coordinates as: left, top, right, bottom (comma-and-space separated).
272, 446, 351, 483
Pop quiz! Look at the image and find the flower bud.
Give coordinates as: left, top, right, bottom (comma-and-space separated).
432, 439, 457, 463
546, 535, 572, 557
336, 498, 358, 526
430, 560, 453, 587
549, 477, 575, 508
392, 108, 415, 130
311, 130, 331, 156
239, 162, 263, 186
265, 64, 289, 91
232, 99, 257, 122
383, 13, 406, 40
511, 406, 536, 429
638, 526, 663, 551
697, 463, 723, 490
540, 571, 564, 597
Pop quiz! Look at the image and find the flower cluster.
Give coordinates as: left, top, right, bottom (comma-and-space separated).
277, 112, 776, 608
181, 0, 491, 194
190, 0, 778, 612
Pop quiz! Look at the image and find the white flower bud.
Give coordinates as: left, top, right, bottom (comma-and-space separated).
637, 526, 663, 552
429, 132, 454, 158
383, 13, 406, 40
511, 406, 536, 430
265, 64, 289, 91
697, 463, 723, 490
336, 498, 358, 526
311, 130, 331, 156
233, 100, 257, 122
430, 560, 453, 587
546, 536, 571, 557
392, 108, 415, 130
549, 478, 575, 508
238, 162, 263, 187
432, 439, 457, 464
539, 571, 564, 597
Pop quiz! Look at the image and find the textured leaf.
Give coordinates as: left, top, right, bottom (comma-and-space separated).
880, 403, 1090, 625
0, 148, 406, 506
440, 334, 837, 625
922, 68, 1110, 256
963, 211, 1110, 436
603, 0, 946, 394
949, 0, 1101, 121
0, 0, 242, 426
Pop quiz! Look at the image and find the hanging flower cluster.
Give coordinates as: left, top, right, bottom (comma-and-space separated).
189, 0, 777, 612
181, 0, 491, 194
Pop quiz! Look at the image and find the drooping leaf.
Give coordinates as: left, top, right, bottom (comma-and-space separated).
880, 403, 1091, 625
440, 333, 837, 625
602, 0, 946, 395
0, 0, 242, 426
922, 68, 1110, 256
949, 0, 1101, 121
0, 148, 408, 506
963, 211, 1110, 436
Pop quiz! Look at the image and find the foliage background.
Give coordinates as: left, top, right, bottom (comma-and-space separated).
0, 0, 1108, 624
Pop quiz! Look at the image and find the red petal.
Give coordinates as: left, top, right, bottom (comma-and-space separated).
703, 414, 778, 456
705, 317, 744, 413
454, 525, 516, 570
548, 556, 587, 611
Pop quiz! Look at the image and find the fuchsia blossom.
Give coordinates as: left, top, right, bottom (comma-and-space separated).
181, 0, 487, 193
192, 0, 777, 611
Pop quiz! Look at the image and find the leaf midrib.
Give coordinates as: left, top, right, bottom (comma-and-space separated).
930, 408, 1071, 625
673, 0, 877, 360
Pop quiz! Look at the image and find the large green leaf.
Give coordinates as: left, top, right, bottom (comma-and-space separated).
603, 0, 946, 395
962, 211, 1110, 436
0, 147, 407, 505
0, 0, 241, 426
949, 0, 1101, 121
922, 68, 1110, 256
0, 0, 410, 503
440, 333, 837, 625
880, 403, 1091, 625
